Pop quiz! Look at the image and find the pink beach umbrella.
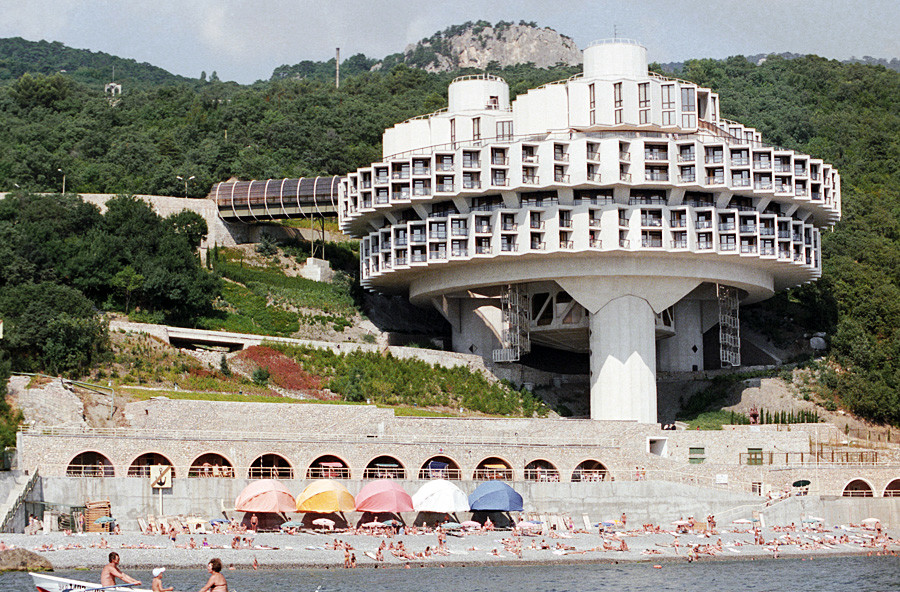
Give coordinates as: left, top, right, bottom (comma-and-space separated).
355, 480, 414, 513
234, 479, 297, 513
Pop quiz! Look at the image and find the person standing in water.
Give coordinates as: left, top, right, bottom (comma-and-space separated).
151, 568, 173, 592
199, 558, 228, 592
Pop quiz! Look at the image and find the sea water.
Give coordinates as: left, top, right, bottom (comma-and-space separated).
4, 556, 899, 592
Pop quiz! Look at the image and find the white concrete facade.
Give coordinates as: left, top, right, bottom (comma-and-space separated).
339, 40, 841, 423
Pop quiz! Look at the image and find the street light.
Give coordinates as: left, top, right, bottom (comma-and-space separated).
176, 175, 195, 198
57, 169, 66, 195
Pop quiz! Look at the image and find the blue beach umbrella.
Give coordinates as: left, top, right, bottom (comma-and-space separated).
94, 516, 115, 524
468, 481, 524, 512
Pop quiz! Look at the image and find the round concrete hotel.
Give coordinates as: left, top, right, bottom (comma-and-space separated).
341, 40, 841, 424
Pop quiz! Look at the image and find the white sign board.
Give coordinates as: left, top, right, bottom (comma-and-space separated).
715, 474, 729, 485
150, 465, 172, 489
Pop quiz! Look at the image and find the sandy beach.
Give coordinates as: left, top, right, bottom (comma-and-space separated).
5, 523, 897, 572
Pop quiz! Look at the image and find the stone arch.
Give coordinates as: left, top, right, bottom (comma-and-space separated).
883, 479, 900, 497
188, 452, 235, 478
249, 453, 294, 480
363, 455, 406, 479
571, 459, 609, 482
842, 478, 874, 497
524, 459, 560, 482
66, 451, 114, 477
127, 452, 175, 478
474, 456, 513, 481
306, 454, 350, 479
418, 455, 462, 480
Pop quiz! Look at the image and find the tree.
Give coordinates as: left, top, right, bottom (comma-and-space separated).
111, 265, 144, 311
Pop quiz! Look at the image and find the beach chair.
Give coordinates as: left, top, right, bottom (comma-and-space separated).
137, 518, 148, 533
582, 514, 592, 532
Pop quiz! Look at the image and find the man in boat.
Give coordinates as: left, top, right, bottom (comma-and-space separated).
101, 552, 141, 587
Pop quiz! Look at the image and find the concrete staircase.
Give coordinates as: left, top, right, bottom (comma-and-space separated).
0, 469, 39, 533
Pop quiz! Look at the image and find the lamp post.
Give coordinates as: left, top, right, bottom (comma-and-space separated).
176, 175, 195, 198
57, 169, 66, 195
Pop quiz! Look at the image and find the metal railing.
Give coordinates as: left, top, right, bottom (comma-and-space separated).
0, 469, 39, 533
739, 450, 880, 466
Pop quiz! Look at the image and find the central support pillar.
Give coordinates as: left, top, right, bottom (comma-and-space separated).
589, 295, 657, 423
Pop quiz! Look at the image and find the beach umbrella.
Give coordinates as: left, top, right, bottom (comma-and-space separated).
235, 479, 296, 513
93, 516, 115, 524
792, 479, 811, 487
362, 521, 383, 528
732, 519, 752, 524
442, 522, 462, 530
412, 479, 470, 513
382, 519, 401, 527
209, 518, 228, 525
861, 518, 881, 525
355, 480, 414, 513
312, 518, 335, 529
672, 520, 691, 526
468, 481, 523, 512
296, 479, 355, 513
461, 520, 480, 528
280, 520, 304, 529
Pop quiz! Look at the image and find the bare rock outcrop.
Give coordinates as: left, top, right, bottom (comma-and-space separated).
0, 548, 53, 571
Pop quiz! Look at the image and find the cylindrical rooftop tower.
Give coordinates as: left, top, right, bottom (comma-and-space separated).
583, 39, 648, 79
448, 74, 510, 112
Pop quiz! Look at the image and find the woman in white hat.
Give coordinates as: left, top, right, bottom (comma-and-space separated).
152, 567, 173, 592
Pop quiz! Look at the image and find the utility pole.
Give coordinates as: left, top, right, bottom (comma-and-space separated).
176, 175, 195, 198
336, 47, 340, 89
57, 168, 65, 195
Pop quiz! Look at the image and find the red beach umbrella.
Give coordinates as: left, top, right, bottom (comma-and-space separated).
355, 480, 414, 513
234, 479, 296, 513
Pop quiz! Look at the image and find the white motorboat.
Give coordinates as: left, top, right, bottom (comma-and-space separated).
29, 573, 151, 592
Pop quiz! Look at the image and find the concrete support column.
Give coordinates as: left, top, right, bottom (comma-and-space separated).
590, 295, 657, 423
657, 299, 704, 372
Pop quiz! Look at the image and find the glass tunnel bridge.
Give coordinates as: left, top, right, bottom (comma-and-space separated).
208, 176, 343, 222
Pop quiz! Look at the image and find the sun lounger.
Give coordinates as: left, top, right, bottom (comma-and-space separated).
582, 514, 592, 532
137, 518, 147, 533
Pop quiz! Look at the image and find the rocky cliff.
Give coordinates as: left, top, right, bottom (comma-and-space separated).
389, 21, 583, 72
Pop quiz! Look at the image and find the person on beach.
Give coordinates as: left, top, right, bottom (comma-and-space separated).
101, 552, 141, 587
199, 558, 228, 592
151, 568, 173, 592
250, 514, 259, 532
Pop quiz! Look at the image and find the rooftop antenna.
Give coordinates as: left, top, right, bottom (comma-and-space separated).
336, 47, 340, 89
613, 24, 619, 40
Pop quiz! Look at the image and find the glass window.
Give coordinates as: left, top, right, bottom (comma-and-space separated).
661, 85, 675, 109
449, 118, 456, 145
662, 111, 675, 125
681, 87, 696, 112
613, 82, 623, 108
496, 120, 513, 141
588, 83, 596, 109
638, 82, 650, 108
472, 117, 481, 141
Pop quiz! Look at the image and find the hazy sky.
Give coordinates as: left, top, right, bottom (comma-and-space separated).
1, 0, 898, 83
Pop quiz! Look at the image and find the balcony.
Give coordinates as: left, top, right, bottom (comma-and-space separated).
732, 177, 751, 187
795, 187, 809, 197
618, 217, 629, 227
620, 172, 632, 182
381, 240, 392, 250
559, 218, 573, 229
776, 184, 792, 194
619, 151, 631, 161
492, 177, 509, 187
670, 218, 687, 228
794, 168, 807, 177
739, 224, 757, 233
475, 245, 492, 255
671, 239, 688, 249
554, 173, 570, 183
706, 176, 725, 185
641, 216, 663, 227
502, 222, 518, 231
587, 151, 600, 161
705, 154, 724, 164
698, 241, 713, 250
677, 152, 695, 163
589, 239, 602, 249
761, 246, 775, 256
774, 163, 791, 173
560, 240, 574, 250
395, 256, 408, 266
554, 153, 569, 162
731, 157, 750, 166
642, 237, 663, 248
522, 154, 539, 164
754, 181, 773, 190
696, 219, 713, 229
718, 222, 736, 231
645, 152, 669, 161
491, 157, 509, 166
437, 162, 455, 172
587, 172, 602, 182
429, 250, 447, 260
475, 224, 492, 233
375, 194, 389, 205
529, 220, 545, 230
501, 242, 518, 253
678, 173, 697, 183
436, 183, 455, 193
589, 217, 601, 228
412, 166, 430, 176
740, 244, 757, 254
392, 171, 410, 180
393, 190, 411, 200
412, 187, 431, 197
753, 160, 772, 170
462, 180, 482, 190
619, 238, 631, 248
720, 242, 737, 251
451, 227, 468, 237
395, 237, 408, 247
760, 227, 775, 236
778, 230, 792, 239
522, 175, 540, 185
411, 253, 427, 263
429, 230, 447, 240
645, 171, 669, 182
462, 159, 481, 169
374, 175, 389, 184
451, 248, 469, 257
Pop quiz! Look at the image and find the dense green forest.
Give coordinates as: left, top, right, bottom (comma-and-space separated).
0, 37, 899, 426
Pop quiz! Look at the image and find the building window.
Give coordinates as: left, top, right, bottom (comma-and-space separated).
662, 110, 675, 125
613, 82, 623, 108
639, 109, 650, 124
638, 82, 650, 108
681, 87, 696, 128
688, 447, 706, 464
472, 117, 481, 141
747, 448, 763, 466
661, 85, 675, 109
589, 110, 596, 125
450, 118, 456, 146
496, 120, 513, 141
615, 109, 623, 124
589, 83, 596, 109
